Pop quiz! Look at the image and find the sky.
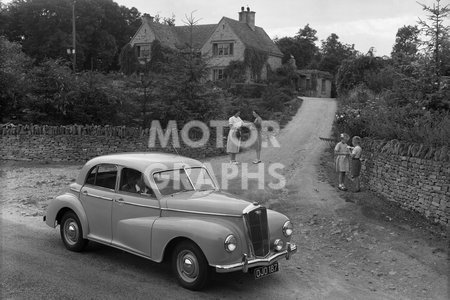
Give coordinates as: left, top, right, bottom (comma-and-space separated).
114, 0, 447, 56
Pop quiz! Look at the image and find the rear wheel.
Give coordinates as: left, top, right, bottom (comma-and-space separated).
172, 241, 210, 290
60, 211, 88, 252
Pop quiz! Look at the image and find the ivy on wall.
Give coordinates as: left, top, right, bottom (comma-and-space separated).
224, 60, 247, 83
244, 47, 268, 80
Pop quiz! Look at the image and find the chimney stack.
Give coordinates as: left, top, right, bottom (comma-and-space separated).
142, 13, 154, 24
238, 6, 255, 30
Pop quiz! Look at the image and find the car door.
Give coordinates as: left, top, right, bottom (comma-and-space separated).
80, 163, 117, 244
111, 167, 160, 257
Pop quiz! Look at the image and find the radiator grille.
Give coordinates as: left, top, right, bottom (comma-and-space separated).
245, 207, 269, 257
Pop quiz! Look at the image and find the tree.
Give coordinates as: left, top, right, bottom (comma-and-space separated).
417, 0, 450, 89
2, 0, 142, 71
275, 24, 320, 69
294, 24, 320, 68
391, 25, 420, 63
319, 33, 356, 75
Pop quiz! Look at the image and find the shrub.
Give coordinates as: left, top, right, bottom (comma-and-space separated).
335, 85, 450, 147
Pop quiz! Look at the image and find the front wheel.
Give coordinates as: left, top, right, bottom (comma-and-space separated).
172, 241, 210, 290
60, 211, 88, 252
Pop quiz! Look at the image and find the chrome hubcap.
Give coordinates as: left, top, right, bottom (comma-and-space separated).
177, 251, 198, 282
64, 219, 79, 245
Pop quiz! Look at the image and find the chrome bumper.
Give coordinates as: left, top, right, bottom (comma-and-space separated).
215, 242, 297, 273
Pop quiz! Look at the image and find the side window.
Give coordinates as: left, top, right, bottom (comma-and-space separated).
85, 164, 117, 190
119, 168, 154, 197
86, 166, 97, 185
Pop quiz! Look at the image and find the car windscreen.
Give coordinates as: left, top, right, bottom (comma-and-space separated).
153, 167, 215, 196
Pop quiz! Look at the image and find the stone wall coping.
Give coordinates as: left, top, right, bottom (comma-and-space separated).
362, 138, 449, 162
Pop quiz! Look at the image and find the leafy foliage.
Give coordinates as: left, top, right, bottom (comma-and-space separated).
224, 60, 247, 83
119, 43, 139, 75
335, 86, 450, 147
391, 25, 420, 65
318, 33, 356, 76
274, 24, 320, 69
1, 0, 142, 71
336, 55, 389, 95
243, 47, 268, 81
334, 1, 450, 146
0, 36, 33, 122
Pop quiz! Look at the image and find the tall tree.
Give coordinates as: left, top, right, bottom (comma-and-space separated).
319, 33, 356, 75
275, 24, 320, 69
2, 0, 142, 71
391, 25, 420, 62
294, 24, 320, 68
417, 0, 450, 89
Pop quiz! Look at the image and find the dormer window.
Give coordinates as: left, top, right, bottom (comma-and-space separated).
212, 42, 234, 56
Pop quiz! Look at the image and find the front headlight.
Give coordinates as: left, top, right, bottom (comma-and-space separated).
282, 220, 293, 237
224, 234, 237, 252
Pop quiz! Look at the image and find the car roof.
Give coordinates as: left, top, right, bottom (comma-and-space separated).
77, 152, 204, 183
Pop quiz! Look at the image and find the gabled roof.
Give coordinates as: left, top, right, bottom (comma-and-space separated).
173, 25, 217, 50
221, 17, 283, 57
134, 22, 217, 51
131, 15, 282, 57
147, 22, 180, 49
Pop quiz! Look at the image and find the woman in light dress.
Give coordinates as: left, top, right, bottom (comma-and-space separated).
334, 133, 351, 191
227, 111, 244, 164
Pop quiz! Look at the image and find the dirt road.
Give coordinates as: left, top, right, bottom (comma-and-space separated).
1, 97, 448, 299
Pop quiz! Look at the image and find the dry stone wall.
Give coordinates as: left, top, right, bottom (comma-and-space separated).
0, 124, 225, 162
361, 139, 449, 226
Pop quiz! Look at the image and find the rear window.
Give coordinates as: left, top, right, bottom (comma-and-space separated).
85, 164, 117, 190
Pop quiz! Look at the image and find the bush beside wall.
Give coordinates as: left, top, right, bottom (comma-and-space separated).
361, 139, 449, 226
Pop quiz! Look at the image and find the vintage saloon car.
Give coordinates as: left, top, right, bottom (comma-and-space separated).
44, 153, 297, 290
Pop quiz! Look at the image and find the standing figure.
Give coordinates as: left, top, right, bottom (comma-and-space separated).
350, 136, 362, 192
334, 133, 350, 191
252, 110, 263, 164
227, 111, 243, 164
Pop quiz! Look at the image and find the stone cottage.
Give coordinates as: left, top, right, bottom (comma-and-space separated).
128, 7, 283, 82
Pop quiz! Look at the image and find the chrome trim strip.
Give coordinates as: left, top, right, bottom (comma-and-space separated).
214, 243, 297, 273
119, 201, 160, 209
85, 192, 113, 201
242, 213, 255, 257
70, 187, 80, 193
161, 207, 241, 217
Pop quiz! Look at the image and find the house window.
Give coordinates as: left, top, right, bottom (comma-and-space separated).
321, 79, 326, 93
137, 45, 151, 58
212, 43, 234, 56
213, 68, 225, 81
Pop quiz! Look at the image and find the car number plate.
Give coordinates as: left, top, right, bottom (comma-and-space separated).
254, 262, 279, 279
